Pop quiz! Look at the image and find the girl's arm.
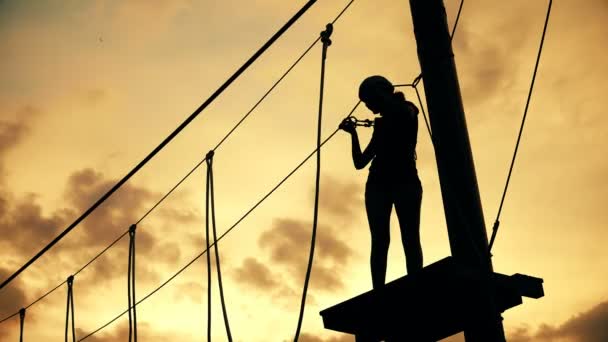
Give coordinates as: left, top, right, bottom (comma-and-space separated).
351, 130, 376, 169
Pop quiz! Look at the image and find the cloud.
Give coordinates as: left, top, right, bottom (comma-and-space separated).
318, 175, 363, 223
76, 322, 178, 342
260, 218, 353, 268
507, 300, 608, 342
0, 106, 39, 178
0, 191, 71, 258
0, 162, 197, 320
285, 332, 354, 342
0, 267, 28, 339
453, 25, 516, 109
232, 257, 280, 291
242, 175, 363, 298
258, 218, 354, 292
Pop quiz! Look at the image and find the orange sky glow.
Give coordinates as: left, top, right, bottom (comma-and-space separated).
1, 0, 607, 341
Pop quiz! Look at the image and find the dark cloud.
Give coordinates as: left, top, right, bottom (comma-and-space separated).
0, 106, 39, 178
260, 218, 353, 268
0, 192, 71, 256
284, 332, 354, 342
453, 26, 515, 109
0, 163, 197, 319
0, 267, 28, 339
250, 175, 362, 297
318, 175, 363, 223
233, 257, 280, 291
0, 106, 37, 154
76, 322, 178, 342
258, 218, 353, 292
507, 300, 608, 342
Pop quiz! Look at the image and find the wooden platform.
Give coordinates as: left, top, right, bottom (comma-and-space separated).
319, 257, 543, 341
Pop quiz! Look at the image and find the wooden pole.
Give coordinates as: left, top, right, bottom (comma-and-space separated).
407, 0, 506, 340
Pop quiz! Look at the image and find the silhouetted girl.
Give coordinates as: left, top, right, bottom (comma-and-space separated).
340, 75, 423, 289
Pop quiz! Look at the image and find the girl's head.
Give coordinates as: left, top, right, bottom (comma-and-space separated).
358, 75, 394, 114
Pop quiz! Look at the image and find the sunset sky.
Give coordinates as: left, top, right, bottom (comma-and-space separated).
1, 0, 607, 341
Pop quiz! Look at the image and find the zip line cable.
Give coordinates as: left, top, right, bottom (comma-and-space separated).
450, 0, 465, 41
0, 0, 318, 291
0, 0, 357, 323
213, 0, 355, 152
77, 102, 361, 341
206, 153, 233, 341
294, 22, 332, 342
0, 154, 208, 325
488, 0, 553, 254
0, 0, 530, 335
409, 0, 464, 88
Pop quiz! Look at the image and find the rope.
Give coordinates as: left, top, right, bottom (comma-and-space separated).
0, 154, 208, 326
450, 0, 465, 40
0, 311, 17, 326
127, 224, 137, 342
394, 83, 432, 139
0, 0, 319, 292
213, 0, 356, 152
19, 308, 25, 342
294, 23, 332, 342
204, 154, 212, 341
77, 100, 361, 341
488, 0, 553, 254
206, 152, 233, 341
0, 1, 359, 325
65, 275, 76, 342
399, 0, 463, 140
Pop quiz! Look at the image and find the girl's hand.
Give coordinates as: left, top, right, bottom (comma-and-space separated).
339, 118, 356, 134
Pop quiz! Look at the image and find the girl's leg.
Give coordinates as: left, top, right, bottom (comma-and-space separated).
365, 181, 393, 289
394, 176, 423, 274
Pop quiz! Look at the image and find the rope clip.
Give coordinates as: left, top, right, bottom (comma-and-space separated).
347, 116, 374, 127
320, 23, 333, 46
129, 224, 137, 236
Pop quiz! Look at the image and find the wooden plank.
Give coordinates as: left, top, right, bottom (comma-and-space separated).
320, 257, 544, 341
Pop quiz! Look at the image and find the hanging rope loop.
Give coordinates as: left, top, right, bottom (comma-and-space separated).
320, 23, 333, 62
19, 308, 26, 342
129, 223, 136, 236
127, 224, 137, 342
65, 275, 76, 342
204, 157, 212, 341
321, 23, 333, 46
294, 21, 334, 342
204, 151, 233, 341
